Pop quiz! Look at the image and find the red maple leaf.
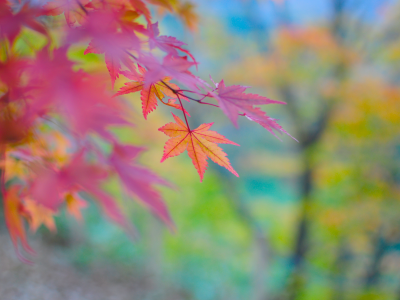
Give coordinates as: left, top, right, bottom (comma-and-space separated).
159, 113, 239, 182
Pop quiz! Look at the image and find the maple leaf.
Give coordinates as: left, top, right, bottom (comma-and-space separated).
0, 2, 47, 43
30, 48, 128, 140
211, 80, 286, 128
23, 198, 57, 233
65, 192, 87, 221
109, 143, 174, 227
0, 56, 29, 102
130, 0, 152, 22
29, 151, 134, 233
116, 65, 181, 119
159, 113, 239, 182
4, 186, 35, 264
71, 11, 140, 89
176, 2, 199, 32
244, 107, 298, 141
84, 34, 138, 89
147, 22, 197, 65
138, 54, 201, 91
42, 0, 90, 27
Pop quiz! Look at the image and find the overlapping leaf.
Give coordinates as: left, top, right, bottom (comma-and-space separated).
109, 143, 174, 227
116, 65, 182, 119
42, 0, 90, 27
0, 0, 294, 264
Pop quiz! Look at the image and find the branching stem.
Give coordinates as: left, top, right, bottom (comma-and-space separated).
177, 94, 191, 131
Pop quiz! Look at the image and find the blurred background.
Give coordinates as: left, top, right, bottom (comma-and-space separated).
2, 0, 400, 299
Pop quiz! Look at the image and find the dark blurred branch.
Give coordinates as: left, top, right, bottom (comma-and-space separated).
331, 238, 351, 300
364, 230, 387, 288
278, 1, 349, 299
301, 105, 332, 149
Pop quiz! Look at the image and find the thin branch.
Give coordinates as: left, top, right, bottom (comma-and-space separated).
76, 0, 88, 15
160, 80, 219, 107
124, 50, 138, 61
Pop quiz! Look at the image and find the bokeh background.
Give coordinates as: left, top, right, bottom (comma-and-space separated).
2, 0, 400, 299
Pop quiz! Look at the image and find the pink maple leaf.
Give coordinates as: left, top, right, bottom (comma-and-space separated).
30, 151, 134, 233
147, 22, 197, 66
0, 1, 47, 43
211, 80, 286, 127
69, 11, 140, 89
42, 0, 90, 27
244, 107, 298, 141
30, 48, 128, 140
139, 54, 201, 91
109, 144, 174, 229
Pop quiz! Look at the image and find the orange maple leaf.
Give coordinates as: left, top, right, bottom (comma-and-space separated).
65, 192, 87, 221
176, 2, 199, 32
23, 198, 57, 233
159, 113, 239, 181
4, 186, 34, 264
115, 66, 180, 119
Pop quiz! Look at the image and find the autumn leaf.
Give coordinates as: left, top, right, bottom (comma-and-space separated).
65, 192, 87, 221
23, 198, 57, 233
159, 113, 239, 181
116, 65, 180, 119
162, 98, 191, 116
42, 0, 90, 27
176, 2, 198, 32
109, 143, 174, 228
0, 3, 47, 44
244, 107, 298, 141
4, 186, 35, 264
0, 56, 29, 102
79, 11, 140, 89
130, 0, 152, 22
0, 0, 295, 264
147, 22, 197, 64
138, 54, 200, 91
212, 79, 286, 128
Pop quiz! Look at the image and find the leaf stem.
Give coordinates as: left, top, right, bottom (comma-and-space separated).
177, 94, 191, 131
160, 81, 219, 108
